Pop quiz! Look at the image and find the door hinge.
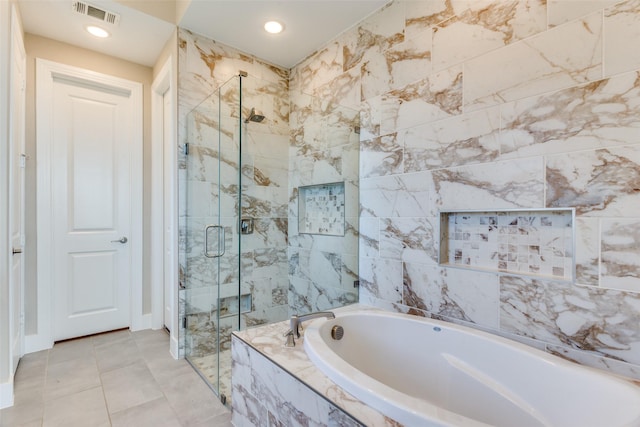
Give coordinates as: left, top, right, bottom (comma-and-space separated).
353, 280, 360, 288
182, 316, 187, 328
184, 143, 189, 155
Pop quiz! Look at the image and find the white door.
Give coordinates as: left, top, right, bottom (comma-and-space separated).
9, 5, 26, 373
50, 75, 135, 340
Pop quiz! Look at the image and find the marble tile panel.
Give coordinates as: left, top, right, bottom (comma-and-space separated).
500, 275, 640, 365
380, 65, 463, 134
429, 157, 545, 215
403, 263, 500, 327
404, 0, 457, 41
360, 34, 432, 101
500, 72, 640, 158
432, 0, 546, 72
358, 95, 382, 141
404, 106, 500, 172
547, 343, 640, 381
314, 66, 361, 111
464, 12, 603, 111
360, 171, 431, 218
546, 146, 640, 216
296, 41, 343, 95
379, 217, 439, 264
604, 0, 640, 77
359, 257, 403, 304
358, 217, 380, 258
575, 217, 600, 287
342, 2, 405, 73
360, 132, 403, 178
601, 219, 640, 292
548, 0, 620, 27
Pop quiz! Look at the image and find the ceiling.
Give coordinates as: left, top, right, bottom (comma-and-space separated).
18, 0, 388, 69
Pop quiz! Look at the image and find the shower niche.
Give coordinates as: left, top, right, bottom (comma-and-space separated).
298, 182, 346, 236
439, 208, 575, 281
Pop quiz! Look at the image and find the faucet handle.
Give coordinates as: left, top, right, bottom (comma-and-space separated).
283, 329, 296, 347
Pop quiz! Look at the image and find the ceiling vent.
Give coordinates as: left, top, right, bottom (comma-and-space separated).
72, 1, 120, 26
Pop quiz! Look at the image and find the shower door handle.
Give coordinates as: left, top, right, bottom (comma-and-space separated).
204, 225, 225, 258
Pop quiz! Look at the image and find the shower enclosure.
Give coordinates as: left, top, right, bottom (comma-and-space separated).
180, 69, 360, 404
181, 72, 291, 403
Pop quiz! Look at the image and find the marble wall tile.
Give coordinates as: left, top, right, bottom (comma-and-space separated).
500, 71, 640, 158
358, 217, 380, 258
500, 276, 640, 365
343, 1, 406, 73
404, 0, 457, 40
601, 219, 640, 292
546, 343, 640, 381
575, 217, 600, 287
380, 65, 463, 134
432, 0, 546, 72
360, 34, 432, 101
548, 0, 620, 27
429, 157, 545, 214
546, 146, 640, 216
360, 172, 431, 218
464, 12, 603, 111
604, 0, 640, 77
359, 257, 403, 304
404, 106, 500, 172
360, 132, 403, 178
404, 263, 500, 328
379, 217, 439, 264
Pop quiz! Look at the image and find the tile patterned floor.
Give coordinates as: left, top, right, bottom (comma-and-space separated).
0, 329, 232, 427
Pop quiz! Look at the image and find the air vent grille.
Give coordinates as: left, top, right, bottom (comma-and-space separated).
72, 1, 120, 26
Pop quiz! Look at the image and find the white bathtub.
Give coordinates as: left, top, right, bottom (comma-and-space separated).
303, 309, 640, 427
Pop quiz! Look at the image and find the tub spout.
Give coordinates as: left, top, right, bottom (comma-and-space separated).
290, 311, 335, 339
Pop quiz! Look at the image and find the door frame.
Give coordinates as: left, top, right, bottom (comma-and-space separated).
30, 59, 143, 352
150, 57, 179, 358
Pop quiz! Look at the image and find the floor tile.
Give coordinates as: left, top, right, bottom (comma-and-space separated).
110, 397, 181, 427
44, 356, 101, 401
0, 398, 44, 427
161, 370, 229, 426
94, 338, 143, 373
101, 360, 164, 414
47, 337, 95, 365
42, 386, 110, 427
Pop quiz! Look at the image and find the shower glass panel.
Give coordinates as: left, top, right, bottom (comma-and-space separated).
183, 74, 241, 403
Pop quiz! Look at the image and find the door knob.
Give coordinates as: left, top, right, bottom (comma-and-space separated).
111, 237, 128, 244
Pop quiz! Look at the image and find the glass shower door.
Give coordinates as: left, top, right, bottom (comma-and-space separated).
183, 75, 241, 403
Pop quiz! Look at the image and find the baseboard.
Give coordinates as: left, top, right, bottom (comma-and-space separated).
170, 333, 179, 360
24, 333, 53, 355
0, 378, 14, 409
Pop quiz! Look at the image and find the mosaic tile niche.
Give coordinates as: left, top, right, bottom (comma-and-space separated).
298, 182, 345, 236
439, 209, 575, 281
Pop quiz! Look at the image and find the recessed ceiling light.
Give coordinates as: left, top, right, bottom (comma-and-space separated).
264, 21, 283, 34
86, 25, 110, 38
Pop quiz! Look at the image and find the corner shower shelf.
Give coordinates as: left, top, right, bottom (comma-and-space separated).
439, 208, 575, 282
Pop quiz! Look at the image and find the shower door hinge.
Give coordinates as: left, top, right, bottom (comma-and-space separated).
182, 316, 187, 328
353, 280, 360, 288
184, 143, 189, 155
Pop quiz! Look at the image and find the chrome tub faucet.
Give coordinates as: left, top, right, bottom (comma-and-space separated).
284, 311, 335, 347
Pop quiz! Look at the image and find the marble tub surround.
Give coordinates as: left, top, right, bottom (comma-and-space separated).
231, 305, 400, 427
283, 0, 640, 382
